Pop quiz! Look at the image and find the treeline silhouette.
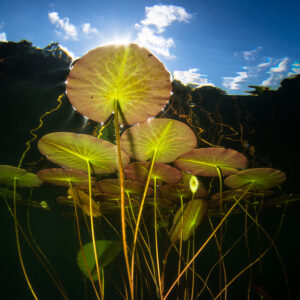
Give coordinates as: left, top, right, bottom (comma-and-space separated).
1, 40, 299, 192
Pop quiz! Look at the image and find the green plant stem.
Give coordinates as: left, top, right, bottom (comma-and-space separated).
113, 99, 132, 300
163, 182, 254, 300
130, 148, 157, 297
153, 177, 163, 299
86, 160, 104, 299
68, 182, 100, 300
13, 177, 38, 300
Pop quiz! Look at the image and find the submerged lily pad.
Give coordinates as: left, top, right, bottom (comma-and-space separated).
175, 148, 248, 177
124, 162, 182, 185
67, 43, 171, 124
0, 188, 23, 201
37, 168, 93, 187
170, 199, 208, 242
120, 118, 197, 163
0, 165, 43, 187
96, 179, 153, 196
38, 132, 129, 175
224, 168, 286, 191
77, 240, 122, 281
68, 188, 101, 217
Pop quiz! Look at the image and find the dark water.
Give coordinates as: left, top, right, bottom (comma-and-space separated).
1, 41, 300, 300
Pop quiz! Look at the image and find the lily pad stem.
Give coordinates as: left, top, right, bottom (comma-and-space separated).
131, 148, 158, 297
113, 99, 132, 299
163, 182, 254, 300
86, 160, 104, 299
13, 177, 38, 300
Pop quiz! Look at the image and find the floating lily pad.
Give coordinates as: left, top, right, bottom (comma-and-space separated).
67, 43, 171, 124
38, 132, 129, 175
170, 199, 208, 242
37, 168, 93, 187
124, 162, 182, 185
120, 118, 197, 163
175, 148, 248, 177
96, 179, 153, 196
77, 240, 122, 281
0, 165, 43, 187
224, 168, 286, 191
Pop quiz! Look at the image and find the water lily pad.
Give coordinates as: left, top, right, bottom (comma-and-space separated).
175, 148, 248, 177
120, 118, 197, 163
67, 43, 171, 124
38, 132, 129, 175
68, 188, 101, 217
170, 199, 208, 242
37, 168, 93, 187
124, 162, 182, 185
0, 188, 23, 201
158, 183, 207, 202
77, 240, 122, 281
0, 165, 43, 187
224, 168, 286, 191
96, 179, 153, 196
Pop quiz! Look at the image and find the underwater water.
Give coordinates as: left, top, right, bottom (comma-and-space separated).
0, 41, 300, 300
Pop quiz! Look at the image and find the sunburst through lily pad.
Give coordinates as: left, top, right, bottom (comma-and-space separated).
67, 43, 172, 124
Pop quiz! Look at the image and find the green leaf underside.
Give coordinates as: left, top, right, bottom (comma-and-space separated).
124, 161, 182, 185
170, 199, 208, 242
77, 240, 122, 281
121, 118, 197, 163
158, 183, 207, 201
38, 132, 129, 175
175, 148, 248, 177
224, 168, 286, 191
96, 179, 153, 195
67, 43, 171, 124
37, 168, 92, 187
0, 165, 43, 187
0, 188, 23, 201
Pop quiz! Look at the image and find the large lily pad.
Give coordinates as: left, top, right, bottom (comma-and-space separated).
124, 162, 182, 185
38, 132, 129, 175
120, 118, 197, 163
37, 168, 93, 187
77, 240, 122, 281
175, 148, 248, 177
170, 199, 208, 242
67, 43, 171, 124
0, 165, 43, 187
224, 168, 286, 191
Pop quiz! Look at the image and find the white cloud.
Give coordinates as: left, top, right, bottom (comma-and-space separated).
242, 46, 262, 61
262, 73, 285, 86
257, 58, 272, 68
223, 72, 248, 90
135, 4, 192, 59
270, 57, 289, 73
173, 68, 214, 87
82, 23, 98, 35
141, 5, 192, 33
48, 11, 78, 40
0, 32, 7, 42
135, 25, 175, 58
287, 62, 300, 77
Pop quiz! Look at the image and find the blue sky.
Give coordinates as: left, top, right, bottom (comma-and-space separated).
1, 0, 299, 94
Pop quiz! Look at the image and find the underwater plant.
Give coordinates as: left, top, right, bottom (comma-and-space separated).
1, 43, 298, 300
